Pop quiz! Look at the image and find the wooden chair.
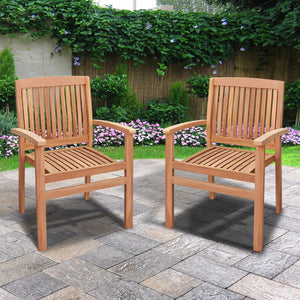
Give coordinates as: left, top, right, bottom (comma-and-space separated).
11, 76, 135, 251
164, 77, 288, 252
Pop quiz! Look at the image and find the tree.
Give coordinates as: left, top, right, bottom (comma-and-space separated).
156, 0, 224, 13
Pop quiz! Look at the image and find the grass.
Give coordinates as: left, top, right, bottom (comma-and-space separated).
1, 145, 299, 172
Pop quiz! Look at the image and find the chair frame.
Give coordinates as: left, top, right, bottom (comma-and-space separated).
164, 77, 288, 252
12, 76, 135, 251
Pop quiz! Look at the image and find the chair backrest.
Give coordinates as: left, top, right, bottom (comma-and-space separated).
15, 76, 93, 151
206, 77, 285, 150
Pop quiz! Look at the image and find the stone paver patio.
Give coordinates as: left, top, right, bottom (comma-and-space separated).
0, 159, 299, 299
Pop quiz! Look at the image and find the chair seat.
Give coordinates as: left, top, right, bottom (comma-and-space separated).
26, 146, 120, 177
183, 146, 275, 174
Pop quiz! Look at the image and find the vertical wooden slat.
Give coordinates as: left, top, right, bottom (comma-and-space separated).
21, 89, 29, 131
259, 88, 267, 135
49, 87, 57, 139
248, 88, 256, 140
27, 89, 35, 133
227, 86, 235, 137
39, 87, 46, 139
210, 86, 219, 136
75, 85, 83, 136
80, 84, 88, 136
232, 86, 239, 137
243, 87, 250, 139
237, 87, 245, 139
216, 86, 223, 136
254, 88, 261, 138
70, 85, 78, 136
65, 86, 72, 137
33, 88, 40, 136
55, 86, 62, 139
44, 87, 52, 139
265, 89, 273, 132
271, 90, 278, 130
60, 86, 67, 138
222, 86, 229, 137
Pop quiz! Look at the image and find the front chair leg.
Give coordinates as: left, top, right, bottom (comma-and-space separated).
35, 147, 47, 251
124, 172, 133, 229
209, 175, 215, 200
253, 146, 265, 252
84, 176, 91, 200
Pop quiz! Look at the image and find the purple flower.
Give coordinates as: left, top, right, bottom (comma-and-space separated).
212, 70, 218, 75
73, 56, 80, 66
145, 22, 152, 29
31, 14, 36, 19
170, 38, 175, 43
240, 47, 246, 51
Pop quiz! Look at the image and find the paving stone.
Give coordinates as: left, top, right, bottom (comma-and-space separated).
40, 235, 103, 263
3, 272, 67, 300
0, 250, 13, 263
0, 223, 13, 235
89, 278, 172, 300
44, 257, 120, 292
0, 252, 57, 286
266, 231, 300, 256
177, 282, 245, 300
229, 273, 300, 300
199, 243, 251, 265
97, 230, 160, 255
274, 265, 300, 288
40, 286, 98, 300
265, 213, 300, 232
281, 205, 300, 220
0, 231, 36, 258
62, 218, 118, 238
79, 245, 134, 269
109, 250, 180, 282
154, 233, 214, 260
136, 224, 183, 243
141, 269, 202, 298
0, 288, 19, 300
234, 248, 298, 279
173, 254, 247, 288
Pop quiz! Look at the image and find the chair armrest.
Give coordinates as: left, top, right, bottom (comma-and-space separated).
93, 120, 136, 135
11, 128, 46, 146
163, 120, 207, 135
254, 128, 289, 146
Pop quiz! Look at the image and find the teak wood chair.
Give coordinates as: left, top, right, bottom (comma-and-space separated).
11, 76, 135, 251
164, 77, 288, 252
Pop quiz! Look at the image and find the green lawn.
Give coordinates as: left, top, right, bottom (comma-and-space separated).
0, 145, 299, 172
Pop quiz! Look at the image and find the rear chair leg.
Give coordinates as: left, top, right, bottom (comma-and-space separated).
165, 169, 174, 228
84, 176, 91, 200
209, 175, 215, 200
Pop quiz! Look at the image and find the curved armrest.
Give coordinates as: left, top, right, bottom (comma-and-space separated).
11, 128, 46, 146
93, 120, 136, 135
254, 128, 289, 146
163, 120, 207, 135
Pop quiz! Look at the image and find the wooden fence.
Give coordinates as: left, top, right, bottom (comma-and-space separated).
73, 47, 300, 120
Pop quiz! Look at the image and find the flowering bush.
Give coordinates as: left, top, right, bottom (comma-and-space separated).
0, 122, 299, 158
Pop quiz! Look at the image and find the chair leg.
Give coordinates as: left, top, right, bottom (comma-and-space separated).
84, 176, 91, 200
35, 148, 47, 251
124, 170, 133, 229
275, 138, 282, 214
19, 154, 25, 214
165, 169, 174, 228
253, 146, 265, 252
209, 175, 215, 200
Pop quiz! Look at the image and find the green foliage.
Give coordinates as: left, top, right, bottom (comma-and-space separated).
0, 110, 17, 135
284, 79, 300, 126
91, 74, 129, 107
0, 0, 298, 73
145, 100, 187, 127
0, 47, 17, 112
0, 46, 16, 77
167, 81, 189, 107
94, 105, 129, 123
120, 90, 142, 121
186, 74, 211, 98
285, 79, 300, 111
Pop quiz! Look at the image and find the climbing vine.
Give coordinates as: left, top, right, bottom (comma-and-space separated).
0, 0, 299, 73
